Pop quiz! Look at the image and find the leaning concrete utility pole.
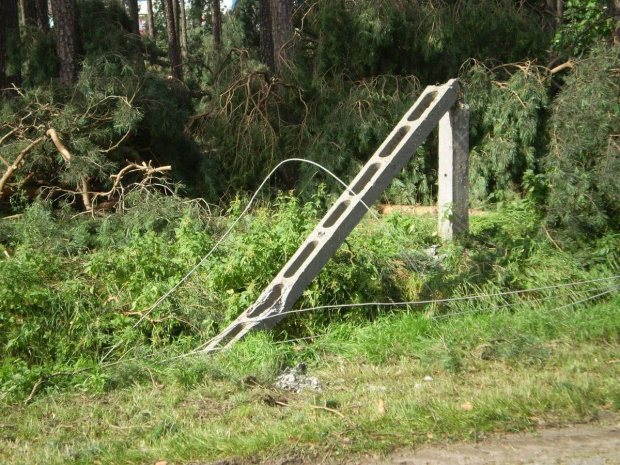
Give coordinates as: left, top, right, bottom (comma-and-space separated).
202, 79, 468, 352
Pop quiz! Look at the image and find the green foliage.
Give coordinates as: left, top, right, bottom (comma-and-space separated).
553, 0, 616, 57
232, 0, 260, 49
0, 195, 215, 394
77, 0, 141, 63
188, 44, 304, 192
304, 0, 550, 84
1, 186, 618, 405
463, 62, 550, 203
1, 275, 618, 462
301, 75, 429, 202
0, 190, 403, 398
16, 0, 141, 90
19, 28, 58, 88
3, 0, 620, 415
0, 53, 208, 207
545, 45, 620, 243
1, 58, 141, 196
184, 0, 553, 201
173, 189, 402, 334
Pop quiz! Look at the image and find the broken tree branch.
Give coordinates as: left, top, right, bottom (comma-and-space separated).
91, 161, 172, 204
81, 176, 92, 212
46, 128, 72, 162
549, 60, 573, 75
0, 152, 10, 168
0, 137, 46, 196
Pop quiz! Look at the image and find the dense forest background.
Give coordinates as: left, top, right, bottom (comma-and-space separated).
1, 0, 618, 232
0, 0, 619, 399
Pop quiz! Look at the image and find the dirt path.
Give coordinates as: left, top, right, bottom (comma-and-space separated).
364, 423, 620, 465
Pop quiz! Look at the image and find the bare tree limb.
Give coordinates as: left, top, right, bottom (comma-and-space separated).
0, 127, 19, 148
0, 152, 10, 168
0, 137, 45, 196
549, 60, 573, 74
81, 176, 92, 212
91, 161, 172, 204
46, 128, 72, 162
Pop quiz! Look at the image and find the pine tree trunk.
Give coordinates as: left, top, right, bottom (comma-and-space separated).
211, 0, 221, 51
128, 0, 140, 34
269, 0, 292, 74
173, 0, 181, 40
179, 0, 189, 58
260, 0, 274, 72
164, 0, 183, 80
51, 0, 78, 84
556, 0, 564, 27
1, 0, 22, 93
22, 0, 49, 30
146, 0, 155, 37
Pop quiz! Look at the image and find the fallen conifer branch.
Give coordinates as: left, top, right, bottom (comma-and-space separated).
92, 161, 172, 203
46, 128, 72, 162
0, 136, 46, 196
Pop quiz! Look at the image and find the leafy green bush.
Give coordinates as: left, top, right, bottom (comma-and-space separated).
553, 0, 617, 57
2, 187, 618, 401
172, 189, 405, 334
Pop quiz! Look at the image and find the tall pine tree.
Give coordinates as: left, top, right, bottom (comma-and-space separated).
51, 0, 78, 84
0, 0, 21, 94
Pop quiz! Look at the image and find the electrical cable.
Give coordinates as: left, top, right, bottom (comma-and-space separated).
243, 275, 620, 320
94, 154, 620, 362
99, 157, 433, 363
132, 157, 426, 329
187, 277, 619, 354
433, 284, 619, 319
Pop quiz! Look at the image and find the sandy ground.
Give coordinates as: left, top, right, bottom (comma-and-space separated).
195, 422, 620, 465
359, 423, 620, 465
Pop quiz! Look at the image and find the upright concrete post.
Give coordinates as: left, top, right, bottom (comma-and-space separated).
438, 101, 469, 240
202, 80, 461, 352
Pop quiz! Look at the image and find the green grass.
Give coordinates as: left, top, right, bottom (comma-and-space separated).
1, 195, 619, 463
1, 293, 619, 464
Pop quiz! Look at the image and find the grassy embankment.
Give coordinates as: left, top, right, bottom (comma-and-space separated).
1, 198, 619, 464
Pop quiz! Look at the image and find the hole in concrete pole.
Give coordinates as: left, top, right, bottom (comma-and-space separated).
408, 91, 438, 121
379, 126, 410, 158
247, 284, 284, 317
283, 241, 318, 278
224, 324, 245, 340
351, 163, 381, 194
323, 200, 351, 228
